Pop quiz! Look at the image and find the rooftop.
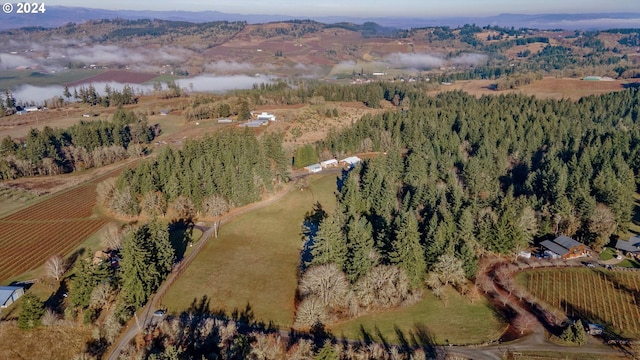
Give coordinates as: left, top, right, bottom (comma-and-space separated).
616, 236, 640, 253
541, 240, 569, 256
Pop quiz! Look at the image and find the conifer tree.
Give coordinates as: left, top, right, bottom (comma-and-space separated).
345, 216, 376, 282
18, 293, 44, 329
390, 211, 426, 288
309, 210, 347, 269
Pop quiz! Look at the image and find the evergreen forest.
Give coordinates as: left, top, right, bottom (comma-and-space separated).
297, 85, 640, 325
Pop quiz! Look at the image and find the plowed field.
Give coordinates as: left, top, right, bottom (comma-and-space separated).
0, 166, 127, 282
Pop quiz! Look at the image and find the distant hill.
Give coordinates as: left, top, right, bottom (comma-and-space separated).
1, 6, 639, 31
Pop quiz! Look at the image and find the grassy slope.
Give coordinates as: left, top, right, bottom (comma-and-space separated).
329, 287, 505, 345
161, 174, 338, 327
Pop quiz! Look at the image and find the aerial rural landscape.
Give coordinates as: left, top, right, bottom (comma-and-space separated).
1, 1, 640, 359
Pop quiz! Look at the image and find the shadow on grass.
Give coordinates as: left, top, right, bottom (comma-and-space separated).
346, 322, 440, 358
43, 279, 68, 313
299, 202, 327, 271
169, 219, 194, 261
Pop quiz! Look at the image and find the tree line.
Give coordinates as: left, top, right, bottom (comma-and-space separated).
99, 128, 288, 217
0, 109, 156, 179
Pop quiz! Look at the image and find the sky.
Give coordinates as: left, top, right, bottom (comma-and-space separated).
49, 0, 639, 17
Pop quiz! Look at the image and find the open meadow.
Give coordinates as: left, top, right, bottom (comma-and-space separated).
161, 174, 339, 327
329, 287, 506, 345
517, 268, 640, 338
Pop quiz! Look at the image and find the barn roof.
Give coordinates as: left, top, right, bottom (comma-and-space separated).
0, 286, 22, 307
553, 235, 584, 249
541, 240, 569, 256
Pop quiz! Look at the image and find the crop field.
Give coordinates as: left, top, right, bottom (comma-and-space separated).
518, 268, 640, 338
65, 69, 158, 86
0, 165, 128, 283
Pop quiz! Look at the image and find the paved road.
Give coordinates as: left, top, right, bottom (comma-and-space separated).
105, 178, 303, 360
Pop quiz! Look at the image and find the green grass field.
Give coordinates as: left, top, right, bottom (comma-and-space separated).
0, 69, 103, 91
0, 187, 40, 218
329, 287, 505, 345
161, 174, 339, 327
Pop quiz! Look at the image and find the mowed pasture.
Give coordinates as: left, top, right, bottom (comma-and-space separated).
517, 268, 640, 338
161, 174, 338, 327
0, 165, 127, 283
330, 287, 506, 345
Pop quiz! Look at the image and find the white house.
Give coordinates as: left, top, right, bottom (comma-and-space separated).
320, 159, 338, 168
304, 164, 323, 173
256, 112, 276, 122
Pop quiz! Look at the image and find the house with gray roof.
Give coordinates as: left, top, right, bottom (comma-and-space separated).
541, 235, 591, 259
0, 286, 24, 309
615, 236, 640, 254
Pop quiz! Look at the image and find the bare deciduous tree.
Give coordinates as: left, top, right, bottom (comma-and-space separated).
101, 223, 124, 250
45, 255, 66, 281
299, 264, 349, 308
203, 194, 230, 218
41, 308, 59, 326
353, 265, 413, 310
589, 203, 617, 250
294, 296, 328, 328
141, 191, 167, 216
433, 254, 467, 288
90, 283, 114, 310
172, 196, 196, 220
286, 338, 314, 360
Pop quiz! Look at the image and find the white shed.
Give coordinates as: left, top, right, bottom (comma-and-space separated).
320, 159, 338, 168
304, 164, 323, 173
339, 156, 362, 167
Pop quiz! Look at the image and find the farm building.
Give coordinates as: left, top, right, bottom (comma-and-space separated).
615, 236, 640, 255
25, 106, 39, 112
541, 235, 591, 259
160, 109, 169, 116
256, 112, 276, 122
239, 120, 267, 128
218, 118, 233, 123
304, 164, 323, 173
0, 286, 24, 308
320, 159, 338, 168
339, 156, 362, 167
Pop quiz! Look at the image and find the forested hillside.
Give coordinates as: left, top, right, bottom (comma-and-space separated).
296, 85, 640, 326
102, 129, 288, 217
